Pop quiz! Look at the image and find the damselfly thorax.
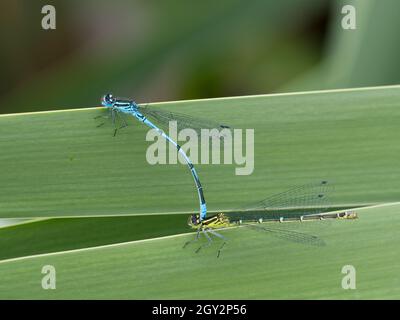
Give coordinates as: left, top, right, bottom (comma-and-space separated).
188, 213, 231, 230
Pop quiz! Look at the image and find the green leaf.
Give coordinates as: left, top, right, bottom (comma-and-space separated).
1, 86, 400, 218
0, 203, 399, 299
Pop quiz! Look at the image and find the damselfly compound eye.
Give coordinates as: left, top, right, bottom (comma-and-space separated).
102, 93, 115, 107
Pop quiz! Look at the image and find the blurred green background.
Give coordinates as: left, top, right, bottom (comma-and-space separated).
0, 0, 399, 114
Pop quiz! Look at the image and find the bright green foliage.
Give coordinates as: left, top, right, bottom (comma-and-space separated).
0, 204, 399, 299
0, 86, 399, 299
1, 87, 400, 218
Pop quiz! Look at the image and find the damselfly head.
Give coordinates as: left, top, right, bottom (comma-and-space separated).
187, 214, 201, 228
101, 93, 116, 107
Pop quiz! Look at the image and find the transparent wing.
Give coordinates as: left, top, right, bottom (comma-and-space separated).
223, 180, 336, 247
137, 105, 231, 135
245, 223, 326, 247
227, 180, 333, 222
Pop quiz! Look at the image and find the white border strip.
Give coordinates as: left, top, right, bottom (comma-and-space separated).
0, 84, 399, 118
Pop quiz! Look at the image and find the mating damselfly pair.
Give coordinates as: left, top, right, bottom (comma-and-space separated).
97, 93, 231, 221
96, 95, 357, 258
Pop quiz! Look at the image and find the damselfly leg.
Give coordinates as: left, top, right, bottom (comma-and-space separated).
95, 108, 129, 136
208, 229, 227, 258
112, 111, 129, 136
94, 109, 112, 127
182, 228, 201, 249
195, 229, 213, 253
183, 228, 227, 258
